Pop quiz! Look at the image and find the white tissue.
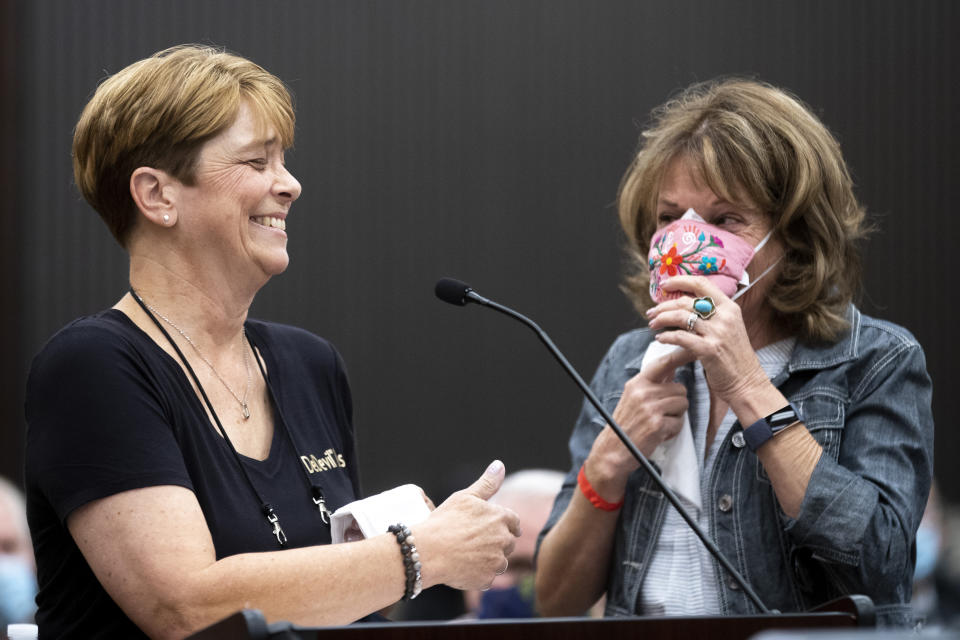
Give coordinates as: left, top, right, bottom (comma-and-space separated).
643, 340, 701, 511
330, 484, 431, 543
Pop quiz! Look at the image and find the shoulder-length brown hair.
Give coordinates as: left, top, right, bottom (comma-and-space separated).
618, 79, 868, 343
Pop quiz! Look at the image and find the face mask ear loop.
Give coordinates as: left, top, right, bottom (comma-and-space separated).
734, 228, 776, 290
751, 228, 774, 254
731, 255, 782, 302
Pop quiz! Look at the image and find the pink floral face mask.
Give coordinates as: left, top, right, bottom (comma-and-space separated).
647, 209, 775, 303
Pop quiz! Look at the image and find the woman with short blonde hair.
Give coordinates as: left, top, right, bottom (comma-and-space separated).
27, 45, 520, 639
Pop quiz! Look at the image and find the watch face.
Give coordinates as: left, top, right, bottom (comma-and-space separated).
743, 404, 801, 452
767, 404, 799, 431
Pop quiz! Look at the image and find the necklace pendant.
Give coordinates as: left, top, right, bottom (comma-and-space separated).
242, 404, 250, 420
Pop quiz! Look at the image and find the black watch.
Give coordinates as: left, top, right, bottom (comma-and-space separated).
742, 402, 800, 452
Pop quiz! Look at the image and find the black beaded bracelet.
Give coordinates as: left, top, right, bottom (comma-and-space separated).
387, 523, 422, 600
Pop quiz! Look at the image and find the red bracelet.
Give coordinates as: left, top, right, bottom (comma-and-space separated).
577, 465, 624, 511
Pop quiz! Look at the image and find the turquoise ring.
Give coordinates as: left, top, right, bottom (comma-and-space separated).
693, 296, 717, 319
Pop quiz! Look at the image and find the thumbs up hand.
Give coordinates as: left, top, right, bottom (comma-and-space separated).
412, 460, 521, 591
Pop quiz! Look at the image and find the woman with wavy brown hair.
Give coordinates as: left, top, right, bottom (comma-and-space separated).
535, 79, 933, 627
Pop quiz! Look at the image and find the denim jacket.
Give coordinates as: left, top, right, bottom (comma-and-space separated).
539, 306, 934, 627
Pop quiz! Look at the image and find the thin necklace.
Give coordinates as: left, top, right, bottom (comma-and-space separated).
138, 296, 252, 420
130, 288, 333, 545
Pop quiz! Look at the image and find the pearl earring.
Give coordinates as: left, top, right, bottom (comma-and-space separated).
163, 215, 170, 224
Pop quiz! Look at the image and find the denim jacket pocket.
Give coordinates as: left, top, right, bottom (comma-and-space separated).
788, 545, 846, 607
756, 392, 845, 484
797, 392, 845, 459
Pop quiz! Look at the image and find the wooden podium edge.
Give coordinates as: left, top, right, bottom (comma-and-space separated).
810, 594, 876, 628
187, 594, 875, 639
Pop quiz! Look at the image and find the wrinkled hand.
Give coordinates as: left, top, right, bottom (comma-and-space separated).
413, 460, 521, 591
647, 275, 768, 403
586, 347, 693, 500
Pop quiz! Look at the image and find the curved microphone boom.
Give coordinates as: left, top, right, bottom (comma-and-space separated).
434, 277, 773, 615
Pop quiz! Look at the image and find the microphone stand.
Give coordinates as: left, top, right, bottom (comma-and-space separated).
459, 287, 773, 614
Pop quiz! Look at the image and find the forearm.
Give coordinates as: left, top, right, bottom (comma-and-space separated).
104, 534, 407, 639
731, 346, 930, 579
755, 423, 822, 517
728, 381, 821, 518
197, 535, 407, 630
70, 487, 414, 639
73, 474, 518, 638
535, 490, 619, 617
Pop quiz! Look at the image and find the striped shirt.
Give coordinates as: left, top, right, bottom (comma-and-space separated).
639, 337, 796, 615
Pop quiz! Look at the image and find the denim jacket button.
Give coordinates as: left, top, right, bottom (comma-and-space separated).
732, 432, 746, 448
728, 577, 741, 590
718, 494, 733, 512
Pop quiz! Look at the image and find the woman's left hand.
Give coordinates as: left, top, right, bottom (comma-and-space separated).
646, 275, 769, 405
648, 275, 823, 520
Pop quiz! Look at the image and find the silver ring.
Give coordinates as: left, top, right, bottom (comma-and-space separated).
495, 558, 509, 575
686, 312, 699, 332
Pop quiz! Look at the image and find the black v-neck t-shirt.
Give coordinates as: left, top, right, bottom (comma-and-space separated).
25, 310, 361, 638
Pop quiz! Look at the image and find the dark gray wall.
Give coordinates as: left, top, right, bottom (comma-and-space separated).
5, 1, 958, 503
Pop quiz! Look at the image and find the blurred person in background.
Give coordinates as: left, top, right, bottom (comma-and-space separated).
464, 469, 566, 619
0, 476, 37, 629
911, 485, 960, 629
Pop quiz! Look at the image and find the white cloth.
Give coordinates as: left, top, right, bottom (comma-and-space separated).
644, 340, 702, 510
330, 484, 431, 543
640, 337, 795, 616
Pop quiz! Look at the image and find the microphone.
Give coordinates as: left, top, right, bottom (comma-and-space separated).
434, 277, 489, 306
434, 277, 773, 614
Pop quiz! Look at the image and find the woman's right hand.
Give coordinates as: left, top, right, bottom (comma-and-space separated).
413, 460, 521, 591
585, 348, 692, 501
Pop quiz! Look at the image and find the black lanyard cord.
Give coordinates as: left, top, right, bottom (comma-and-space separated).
244, 327, 332, 524
130, 289, 288, 546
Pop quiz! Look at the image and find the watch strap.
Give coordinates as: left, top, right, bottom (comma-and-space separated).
742, 402, 800, 452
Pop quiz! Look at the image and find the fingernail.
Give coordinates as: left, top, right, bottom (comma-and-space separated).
486, 460, 504, 475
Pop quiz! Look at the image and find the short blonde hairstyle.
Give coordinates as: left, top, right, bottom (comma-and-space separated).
618, 79, 868, 342
73, 44, 295, 246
